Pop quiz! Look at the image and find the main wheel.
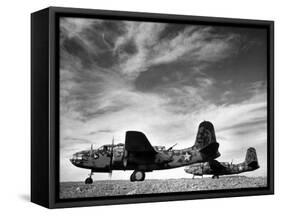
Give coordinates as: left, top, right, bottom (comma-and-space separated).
130, 171, 145, 182
140, 172, 145, 181
85, 177, 93, 184
212, 175, 219, 179
130, 173, 135, 182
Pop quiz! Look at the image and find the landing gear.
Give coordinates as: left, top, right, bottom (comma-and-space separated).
85, 177, 93, 184
212, 175, 219, 179
85, 170, 94, 184
130, 170, 145, 182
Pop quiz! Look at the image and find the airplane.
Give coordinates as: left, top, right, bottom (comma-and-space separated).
70, 121, 221, 184
184, 147, 259, 179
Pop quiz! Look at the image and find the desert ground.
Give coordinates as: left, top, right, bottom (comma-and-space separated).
60, 176, 267, 199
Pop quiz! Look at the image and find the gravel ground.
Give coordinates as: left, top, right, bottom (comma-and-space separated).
60, 176, 267, 199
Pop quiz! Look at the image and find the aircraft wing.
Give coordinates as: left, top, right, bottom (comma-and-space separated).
125, 131, 157, 154
208, 160, 226, 173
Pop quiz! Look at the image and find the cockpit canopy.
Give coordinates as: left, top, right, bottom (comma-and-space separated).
97, 143, 124, 151
72, 150, 89, 160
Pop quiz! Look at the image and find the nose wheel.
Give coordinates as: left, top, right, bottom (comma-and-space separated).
130, 170, 145, 182
85, 171, 94, 184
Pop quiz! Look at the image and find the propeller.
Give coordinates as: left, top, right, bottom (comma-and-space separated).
89, 144, 93, 159
109, 137, 114, 179
123, 144, 128, 169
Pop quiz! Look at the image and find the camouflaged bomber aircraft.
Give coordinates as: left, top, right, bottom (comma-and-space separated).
70, 121, 220, 184
184, 147, 259, 179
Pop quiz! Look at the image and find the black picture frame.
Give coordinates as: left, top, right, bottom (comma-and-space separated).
31, 6, 274, 209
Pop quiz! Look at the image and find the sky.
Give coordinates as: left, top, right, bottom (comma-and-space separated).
59, 17, 268, 182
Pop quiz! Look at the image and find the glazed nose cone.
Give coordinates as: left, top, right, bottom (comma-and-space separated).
70, 158, 75, 164
70, 153, 82, 165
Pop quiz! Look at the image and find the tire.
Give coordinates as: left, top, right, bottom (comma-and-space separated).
134, 171, 145, 181
141, 172, 145, 181
85, 177, 93, 184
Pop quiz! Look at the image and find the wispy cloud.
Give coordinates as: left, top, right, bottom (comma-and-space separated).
115, 24, 240, 79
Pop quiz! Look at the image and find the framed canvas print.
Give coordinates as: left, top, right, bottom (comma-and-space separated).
31, 7, 274, 208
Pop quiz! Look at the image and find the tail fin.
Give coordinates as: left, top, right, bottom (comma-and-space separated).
194, 121, 217, 149
245, 147, 259, 169
193, 121, 220, 159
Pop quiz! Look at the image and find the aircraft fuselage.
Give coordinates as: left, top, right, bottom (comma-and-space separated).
185, 161, 259, 177
185, 147, 259, 178
70, 143, 220, 172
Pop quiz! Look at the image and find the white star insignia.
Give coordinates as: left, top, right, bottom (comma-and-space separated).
184, 152, 191, 161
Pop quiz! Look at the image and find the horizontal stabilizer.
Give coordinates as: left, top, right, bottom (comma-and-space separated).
125, 131, 157, 154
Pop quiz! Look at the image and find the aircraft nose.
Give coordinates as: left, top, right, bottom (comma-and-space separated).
70, 156, 77, 165
70, 153, 83, 166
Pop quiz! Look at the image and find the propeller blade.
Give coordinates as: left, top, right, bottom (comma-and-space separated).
109, 136, 114, 175
123, 148, 128, 169
90, 144, 93, 157
108, 171, 112, 179
122, 138, 128, 169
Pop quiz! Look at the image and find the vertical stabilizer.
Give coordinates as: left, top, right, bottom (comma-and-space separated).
193, 121, 220, 159
245, 147, 259, 169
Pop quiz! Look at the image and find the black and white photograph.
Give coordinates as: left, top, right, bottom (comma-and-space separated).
59, 16, 269, 199
0, 0, 279, 213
